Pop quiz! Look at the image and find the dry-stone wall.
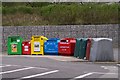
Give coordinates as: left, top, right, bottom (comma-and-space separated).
2, 24, 119, 52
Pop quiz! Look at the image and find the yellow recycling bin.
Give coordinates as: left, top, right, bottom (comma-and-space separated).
31, 36, 48, 55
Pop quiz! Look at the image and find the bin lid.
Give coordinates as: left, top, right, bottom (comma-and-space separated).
22, 41, 30, 42
48, 38, 60, 40
61, 38, 75, 40
22, 41, 30, 44
10, 42, 18, 44
32, 36, 41, 38
76, 38, 87, 42
92, 38, 112, 42
40, 36, 48, 40
60, 38, 75, 42
8, 36, 20, 38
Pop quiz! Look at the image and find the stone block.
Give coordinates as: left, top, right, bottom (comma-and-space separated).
45, 32, 59, 38
38, 26, 45, 32
71, 32, 77, 38
32, 26, 38, 35
45, 26, 58, 32
58, 25, 71, 32
24, 26, 32, 34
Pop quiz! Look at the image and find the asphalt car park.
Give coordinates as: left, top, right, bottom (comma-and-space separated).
1, 55, 119, 80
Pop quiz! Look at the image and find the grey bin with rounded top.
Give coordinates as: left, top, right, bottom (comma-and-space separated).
89, 38, 114, 62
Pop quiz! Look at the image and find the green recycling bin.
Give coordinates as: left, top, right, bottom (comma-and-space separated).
79, 38, 87, 59
7, 36, 23, 55
74, 38, 80, 58
74, 38, 87, 59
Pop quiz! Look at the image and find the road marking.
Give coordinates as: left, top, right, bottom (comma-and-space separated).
101, 66, 108, 69
117, 64, 120, 67
74, 72, 94, 79
0, 65, 12, 68
0, 67, 34, 74
11, 65, 48, 70
101, 66, 117, 70
72, 71, 117, 80
19, 70, 59, 79
2, 64, 48, 70
94, 72, 116, 75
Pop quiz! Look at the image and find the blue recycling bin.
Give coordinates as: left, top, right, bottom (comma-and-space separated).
44, 38, 60, 55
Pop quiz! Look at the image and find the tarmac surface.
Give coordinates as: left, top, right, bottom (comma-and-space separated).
0, 54, 119, 80
0, 48, 119, 80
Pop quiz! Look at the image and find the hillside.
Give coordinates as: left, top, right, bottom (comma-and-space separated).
2, 2, 120, 26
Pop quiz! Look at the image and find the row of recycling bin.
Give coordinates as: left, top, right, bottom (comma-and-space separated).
7, 36, 114, 61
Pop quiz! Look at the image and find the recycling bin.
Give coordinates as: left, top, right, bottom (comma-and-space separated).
22, 41, 31, 55
58, 38, 76, 56
44, 38, 60, 55
7, 36, 23, 55
86, 38, 92, 60
74, 38, 87, 59
74, 38, 81, 58
31, 36, 48, 55
89, 38, 114, 62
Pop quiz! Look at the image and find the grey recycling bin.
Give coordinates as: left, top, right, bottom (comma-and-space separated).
89, 38, 114, 62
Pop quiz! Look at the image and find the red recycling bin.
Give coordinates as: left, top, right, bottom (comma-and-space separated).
22, 41, 31, 55
86, 38, 92, 60
58, 38, 76, 56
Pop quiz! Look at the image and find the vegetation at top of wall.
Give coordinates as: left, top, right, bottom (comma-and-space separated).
2, 2, 120, 26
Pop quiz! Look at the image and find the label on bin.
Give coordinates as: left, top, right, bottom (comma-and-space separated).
34, 42, 40, 52
60, 46, 69, 48
25, 49, 28, 51
17, 40, 20, 42
11, 44, 17, 52
24, 46, 28, 49
24, 46, 28, 51
60, 43, 69, 44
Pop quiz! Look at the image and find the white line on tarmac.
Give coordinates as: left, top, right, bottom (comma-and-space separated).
2, 64, 48, 70
74, 72, 94, 79
94, 72, 116, 75
101, 66, 117, 70
101, 66, 108, 69
0, 65, 12, 68
0, 67, 34, 74
19, 70, 59, 79
117, 64, 120, 67
72, 71, 116, 80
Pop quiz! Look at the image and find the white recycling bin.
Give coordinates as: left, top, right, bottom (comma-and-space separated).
89, 38, 114, 62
